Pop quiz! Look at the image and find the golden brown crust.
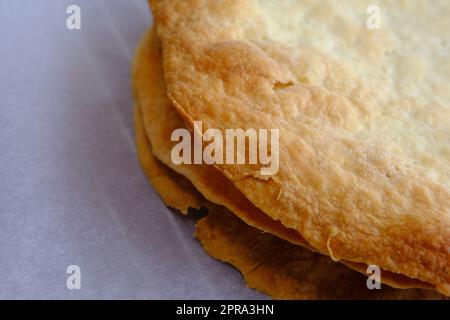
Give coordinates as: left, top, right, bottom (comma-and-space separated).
133, 28, 437, 291
133, 28, 311, 247
196, 208, 444, 300
133, 36, 205, 212
134, 104, 204, 213
151, 0, 450, 295
135, 103, 443, 299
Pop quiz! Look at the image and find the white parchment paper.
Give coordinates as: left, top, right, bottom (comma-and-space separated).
0, 0, 266, 299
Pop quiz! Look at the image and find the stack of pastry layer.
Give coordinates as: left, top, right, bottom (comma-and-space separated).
132, 0, 450, 299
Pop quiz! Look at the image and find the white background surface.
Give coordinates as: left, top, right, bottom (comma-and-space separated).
0, 0, 266, 299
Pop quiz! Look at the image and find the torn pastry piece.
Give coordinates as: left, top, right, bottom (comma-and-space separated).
134, 98, 444, 300
150, 0, 450, 295
132, 27, 435, 291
